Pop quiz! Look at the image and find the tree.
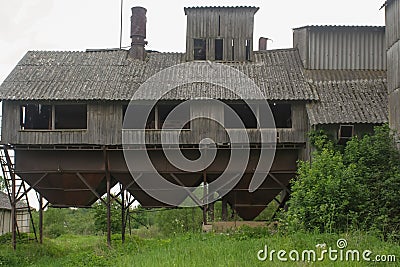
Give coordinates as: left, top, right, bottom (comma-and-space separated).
287, 125, 400, 237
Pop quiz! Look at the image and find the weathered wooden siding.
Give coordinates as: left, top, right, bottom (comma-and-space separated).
123, 102, 308, 144
317, 124, 377, 141
186, 8, 256, 61
0, 209, 30, 235
1, 101, 123, 145
3, 100, 308, 145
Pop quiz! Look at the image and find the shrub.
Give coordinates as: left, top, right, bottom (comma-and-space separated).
286, 125, 400, 237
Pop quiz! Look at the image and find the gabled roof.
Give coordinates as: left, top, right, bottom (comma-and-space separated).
0, 49, 318, 101
0, 192, 28, 210
306, 70, 388, 125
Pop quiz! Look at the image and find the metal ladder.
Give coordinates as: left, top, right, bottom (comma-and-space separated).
0, 146, 37, 241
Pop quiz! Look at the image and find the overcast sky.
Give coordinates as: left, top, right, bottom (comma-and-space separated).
0, 0, 386, 84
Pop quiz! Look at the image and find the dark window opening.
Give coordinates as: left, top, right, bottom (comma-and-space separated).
231, 39, 235, 61
158, 102, 190, 129
20, 104, 87, 130
224, 102, 257, 129
20, 104, 52, 130
194, 39, 206, 60
123, 104, 155, 129
218, 15, 221, 36
55, 105, 87, 129
215, 39, 223, 60
246, 39, 251, 61
339, 125, 354, 139
269, 103, 292, 128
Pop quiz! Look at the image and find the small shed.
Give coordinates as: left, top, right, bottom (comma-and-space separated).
0, 192, 30, 235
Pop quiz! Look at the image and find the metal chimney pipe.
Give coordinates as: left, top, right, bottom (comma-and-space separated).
129, 7, 147, 60
259, 37, 269, 51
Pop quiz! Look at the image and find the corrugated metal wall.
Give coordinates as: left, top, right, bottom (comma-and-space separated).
293, 26, 386, 70
386, 0, 400, 50
386, 0, 400, 138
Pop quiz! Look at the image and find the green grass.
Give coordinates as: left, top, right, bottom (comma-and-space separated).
0, 230, 398, 266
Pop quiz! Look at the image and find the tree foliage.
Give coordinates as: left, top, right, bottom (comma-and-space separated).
287, 125, 400, 237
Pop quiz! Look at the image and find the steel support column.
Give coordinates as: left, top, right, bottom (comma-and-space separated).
39, 195, 43, 244
121, 186, 126, 243
202, 172, 207, 225
104, 147, 111, 247
11, 164, 16, 250
221, 198, 228, 221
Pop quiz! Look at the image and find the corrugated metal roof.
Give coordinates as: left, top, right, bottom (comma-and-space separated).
0, 49, 318, 101
293, 25, 385, 30
306, 70, 388, 125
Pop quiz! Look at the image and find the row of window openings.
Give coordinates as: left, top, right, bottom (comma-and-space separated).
20, 104, 87, 130
194, 39, 252, 61
20, 103, 292, 131
124, 103, 292, 130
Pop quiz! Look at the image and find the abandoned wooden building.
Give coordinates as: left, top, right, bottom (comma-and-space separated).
0, 192, 30, 235
0, 6, 389, 244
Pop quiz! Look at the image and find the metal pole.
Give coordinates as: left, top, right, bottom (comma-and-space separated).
39, 195, 43, 244
11, 162, 16, 250
104, 147, 111, 247
119, 0, 124, 49
202, 172, 207, 225
222, 198, 228, 221
121, 187, 126, 243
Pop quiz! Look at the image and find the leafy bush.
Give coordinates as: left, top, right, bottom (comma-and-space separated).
287, 148, 365, 233
287, 125, 400, 237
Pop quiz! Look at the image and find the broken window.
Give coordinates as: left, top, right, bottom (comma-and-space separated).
224, 101, 257, 129
246, 39, 251, 61
339, 125, 354, 139
257, 103, 292, 128
55, 105, 87, 129
20, 104, 52, 130
269, 103, 292, 128
194, 39, 206, 60
20, 104, 87, 130
158, 102, 190, 129
123, 104, 156, 129
338, 125, 354, 145
215, 39, 223, 61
